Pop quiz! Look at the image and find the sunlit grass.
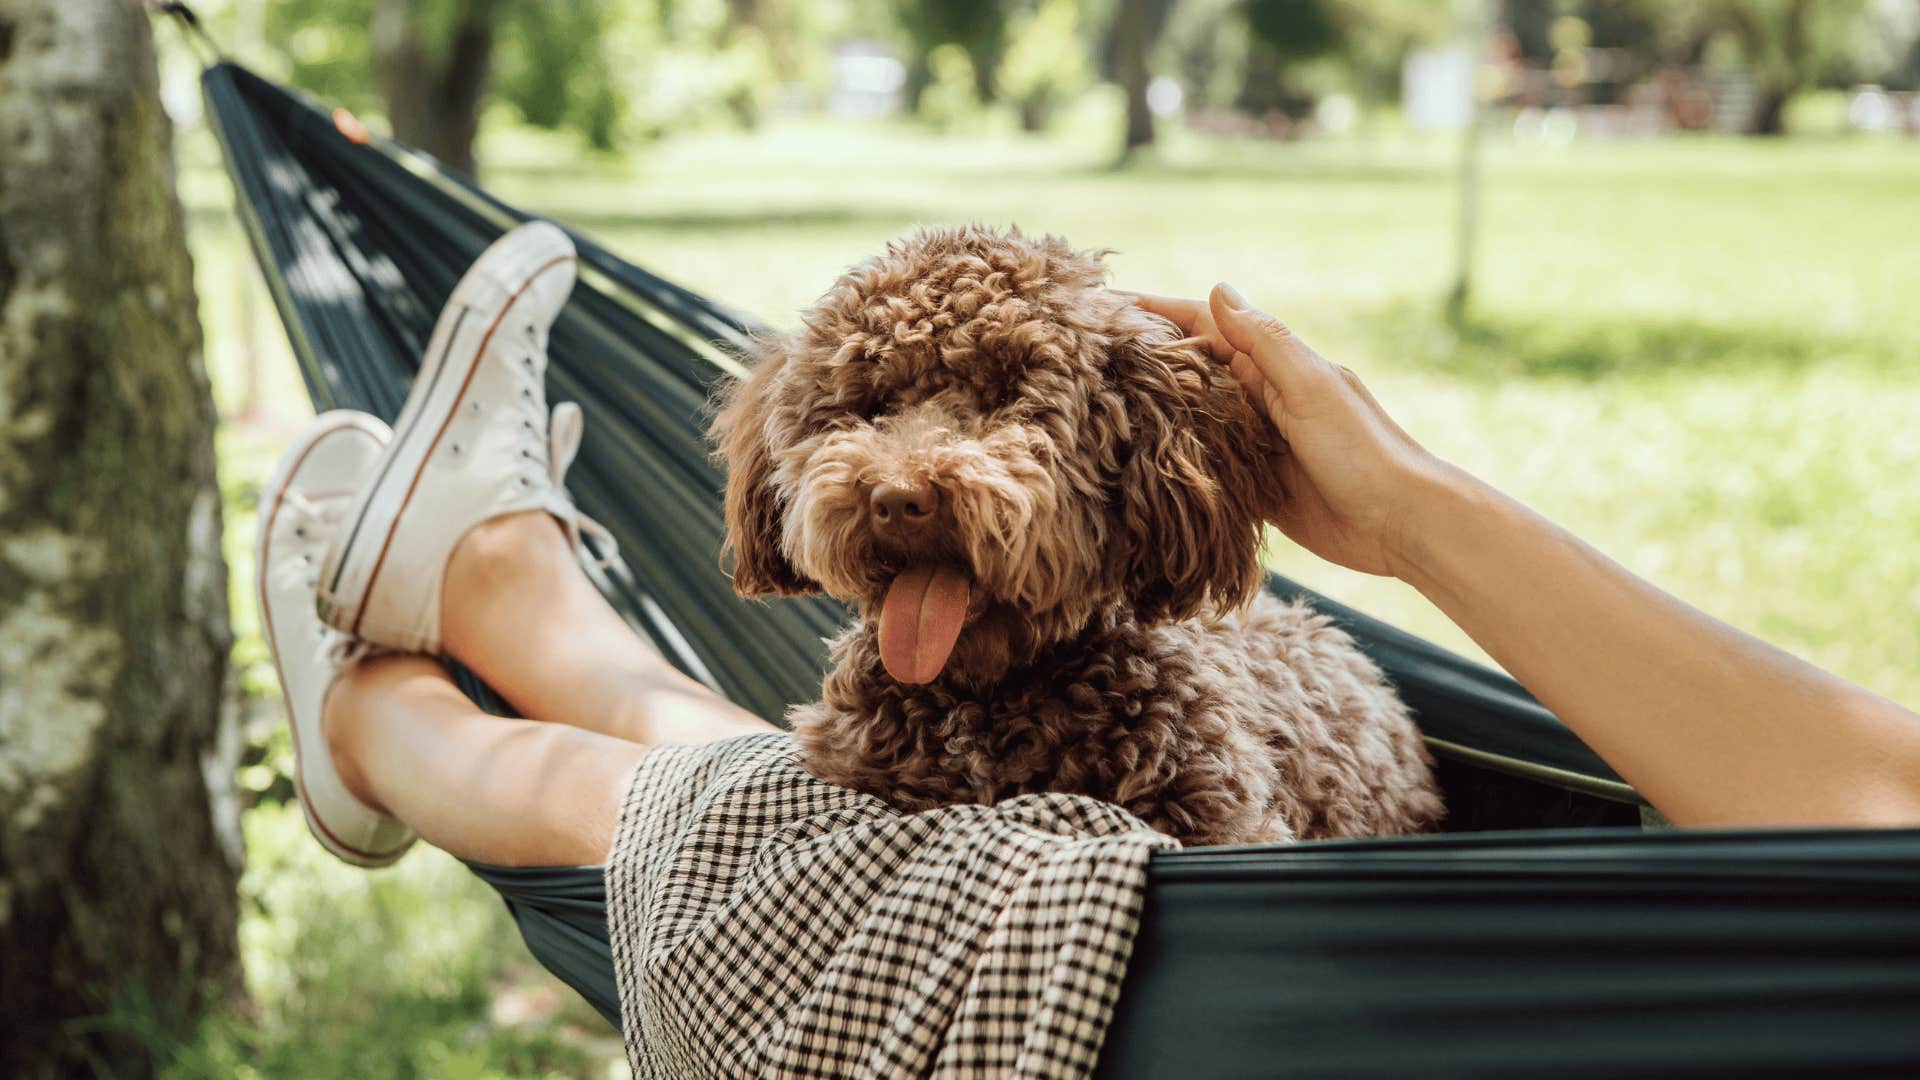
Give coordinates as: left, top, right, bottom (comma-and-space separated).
152, 806, 619, 1079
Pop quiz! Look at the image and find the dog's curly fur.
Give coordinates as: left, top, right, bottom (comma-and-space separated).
711, 224, 1442, 845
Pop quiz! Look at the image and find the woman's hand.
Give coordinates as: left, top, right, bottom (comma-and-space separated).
1122, 284, 1460, 579
1125, 288, 1920, 828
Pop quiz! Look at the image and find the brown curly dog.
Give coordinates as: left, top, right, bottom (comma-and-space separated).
712, 225, 1442, 845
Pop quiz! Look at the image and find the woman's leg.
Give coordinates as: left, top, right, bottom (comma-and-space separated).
324, 654, 642, 866
436, 511, 772, 746
323, 511, 774, 866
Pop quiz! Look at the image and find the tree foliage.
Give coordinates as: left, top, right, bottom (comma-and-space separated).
165, 0, 1914, 153
1513, 0, 1886, 133
1169, 0, 1447, 117
1653, 0, 1872, 133
373, 0, 506, 175
998, 0, 1093, 131
899, 0, 1011, 104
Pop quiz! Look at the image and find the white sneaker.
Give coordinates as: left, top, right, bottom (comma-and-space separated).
257, 411, 415, 868
314, 221, 620, 654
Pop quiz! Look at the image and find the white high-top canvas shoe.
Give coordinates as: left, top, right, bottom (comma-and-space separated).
257, 411, 415, 867
315, 221, 619, 654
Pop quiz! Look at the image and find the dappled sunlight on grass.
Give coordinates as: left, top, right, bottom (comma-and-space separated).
154, 805, 622, 1078
1371, 301, 1906, 381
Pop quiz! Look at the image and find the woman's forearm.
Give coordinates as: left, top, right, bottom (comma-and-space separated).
1395, 468, 1920, 828
1125, 287, 1920, 828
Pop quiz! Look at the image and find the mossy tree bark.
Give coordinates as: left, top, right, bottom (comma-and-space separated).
0, 2, 241, 1075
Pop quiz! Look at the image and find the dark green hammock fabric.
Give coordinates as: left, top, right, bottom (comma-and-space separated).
475, 830, 1920, 1078
204, 60, 1920, 1075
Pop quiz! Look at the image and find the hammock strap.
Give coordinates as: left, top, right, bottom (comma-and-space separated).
152, 1, 225, 67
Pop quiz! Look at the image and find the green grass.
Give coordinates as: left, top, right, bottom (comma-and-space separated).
172, 106, 1920, 1072
140, 804, 621, 1079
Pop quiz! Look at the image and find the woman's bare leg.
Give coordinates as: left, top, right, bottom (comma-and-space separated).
439, 511, 773, 745
322, 511, 774, 866
324, 654, 642, 866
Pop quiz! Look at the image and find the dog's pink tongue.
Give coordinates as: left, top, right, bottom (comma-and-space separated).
878, 566, 972, 684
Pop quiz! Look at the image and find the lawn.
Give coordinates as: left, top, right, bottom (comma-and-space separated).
172, 105, 1920, 1074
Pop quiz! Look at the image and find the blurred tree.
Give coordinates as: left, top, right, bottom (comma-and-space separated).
372, 0, 506, 176
728, 0, 803, 84
920, 41, 988, 129
1563, 0, 1876, 132
0, 1, 241, 1075
1241, 0, 1450, 116
1701, 0, 1872, 134
493, 0, 624, 149
1111, 0, 1174, 154
260, 0, 378, 111
1162, 0, 1251, 112
1240, 0, 1342, 115
998, 0, 1093, 131
600, 0, 787, 138
1856, 0, 1920, 91
901, 0, 1010, 107
1336, 0, 1454, 101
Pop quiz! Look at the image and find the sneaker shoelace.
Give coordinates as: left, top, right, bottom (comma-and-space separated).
270, 489, 347, 595
271, 490, 386, 672
503, 332, 628, 594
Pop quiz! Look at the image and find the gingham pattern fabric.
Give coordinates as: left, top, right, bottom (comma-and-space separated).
605, 732, 1177, 1079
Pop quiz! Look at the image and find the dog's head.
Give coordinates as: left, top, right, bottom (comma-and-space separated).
712, 225, 1285, 685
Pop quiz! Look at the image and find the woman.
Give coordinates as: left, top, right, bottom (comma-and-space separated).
256, 226, 1920, 1069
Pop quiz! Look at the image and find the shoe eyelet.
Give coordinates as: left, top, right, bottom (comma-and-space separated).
293, 526, 306, 539
470, 401, 483, 414
518, 476, 532, 487
450, 442, 463, 455
520, 388, 533, 400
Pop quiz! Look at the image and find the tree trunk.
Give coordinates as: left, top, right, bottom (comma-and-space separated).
373, 0, 503, 177
1019, 97, 1048, 133
1736, 0, 1813, 137
0, 2, 241, 1075
1113, 0, 1158, 157
969, 41, 999, 104
1748, 88, 1791, 136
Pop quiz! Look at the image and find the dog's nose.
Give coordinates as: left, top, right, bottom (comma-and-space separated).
871, 480, 940, 530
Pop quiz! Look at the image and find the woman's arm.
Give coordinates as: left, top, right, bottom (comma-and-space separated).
1400, 472, 1920, 827
1127, 285, 1920, 828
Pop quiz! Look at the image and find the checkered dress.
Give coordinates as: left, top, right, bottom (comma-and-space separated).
605, 732, 1177, 1079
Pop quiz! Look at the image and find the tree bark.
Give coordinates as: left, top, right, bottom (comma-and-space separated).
1112, 0, 1161, 158
1736, 0, 1814, 136
1748, 88, 1791, 136
1019, 97, 1048, 133
373, 0, 504, 177
0, 2, 241, 1075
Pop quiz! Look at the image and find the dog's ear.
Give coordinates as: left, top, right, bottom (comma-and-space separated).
710, 335, 818, 597
1109, 309, 1287, 621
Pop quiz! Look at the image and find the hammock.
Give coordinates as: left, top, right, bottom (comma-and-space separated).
202, 61, 1920, 1076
